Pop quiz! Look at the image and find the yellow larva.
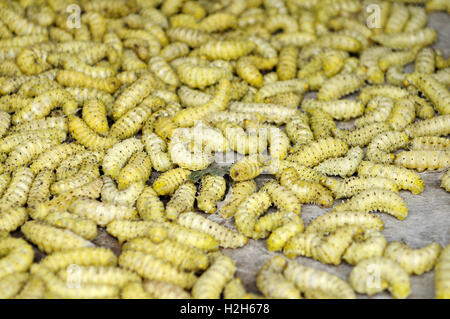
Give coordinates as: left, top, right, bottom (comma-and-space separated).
442, 169, 450, 192
123, 237, 209, 272
349, 257, 411, 299
27, 169, 55, 211
117, 151, 152, 190
289, 137, 349, 167
366, 131, 410, 164
253, 79, 308, 104
318, 73, 365, 101
9, 116, 68, 134
197, 175, 226, 214
121, 282, 152, 299
283, 231, 323, 259
105, 220, 168, 244
387, 98, 416, 131
332, 122, 390, 147
266, 218, 304, 252
0, 166, 34, 209
303, 99, 364, 121
358, 85, 409, 106
255, 211, 301, 233
224, 277, 258, 299
285, 113, 313, 147
322, 176, 399, 200
198, 40, 255, 61
178, 212, 247, 249
219, 180, 257, 219
404, 114, 450, 137
81, 99, 109, 136
143, 279, 191, 299
149, 56, 179, 86
256, 256, 301, 299
385, 2, 410, 34
153, 167, 191, 196
216, 121, 267, 155
65, 87, 114, 114
405, 72, 450, 115
55, 151, 103, 181
43, 211, 98, 241
136, 186, 165, 222
435, 244, 450, 299
230, 155, 265, 182
57, 265, 140, 287
283, 259, 356, 299
343, 229, 387, 265
266, 160, 326, 184
333, 188, 408, 220
30, 143, 86, 174
51, 160, 100, 195
142, 132, 172, 172
165, 182, 196, 221
102, 137, 143, 179
409, 136, 450, 151
0, 237, 34, 280
261, 180, 301, 215
192, 253, 236, 299
0, 272, 29, 299
315, 146, 364, 178
68, 115, 117, 151
276, 45, 298, 81
119, 250, 197, 289
404, 6, 428, 32
69, 198, 137, 226
384, 242, 442, 275
21, 220, 94, 254
14, 275, 46, 299
358, 46, 391, 84
56, 70, 120, 94
307, 108, 336, 140
409, 94, 436, 120
394, 150, 450, 172
312, 34, 362, 53
173, 78, 231, 127
415, 48, 436, 74
101, 177, 144, 207
167, 27, 213, 48
175, 62, 229, 90
112, 73, 157, 120
235, 191, 272, 239
372, 28, 437, 49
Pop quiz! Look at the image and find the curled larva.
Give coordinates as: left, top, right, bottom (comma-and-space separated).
117, 151, 152, 190
21, 220, 94, 254
142, 132, 172, 172
153, 167, 191, 196
386, 98, 416, 131
136, 186, 165, 222
284, 259, 356, 299
285, 113, 313, 147
441, 170, 450, 192
246, 123, 290, 160
235, 191, 272, 239
192, 253, 236, 299
358, 46, 391, 84
0, 237, 34, 280
289, 137, 349, 167
372, 28, 437, 49
261, 180, 301, 215
219, 180, 257, 219
0, 166, 34, 209
384, 242, 442, 275
303, 99, 364, 121
307, 108, 336, 140
255, 211, 302, 234
229, 155, 265, 182
265, 160, 325, 184
404, 115, 450, 137
409, 136, 450, 151
333, 188, 408, 220
366, 131, 410, 164
161, 42, 190, 61
315, 146, 364, 178
253, 79, 308, 104
173, 79, 231, 127
198, 12, 237, 32
165, 182, 196, 221
68, 115, 117, 151
175, 62, 229, 90
102, 137, 143, 179
394, 150, 450, 172
256, 256, 301, 299
349, 257, 410, 299
119, 250, 197, 289
43, 211, 98, 241
355, 96, 394, 128
69, 198, 137, 226
101, 178, 144, 208
178, 212, 247, 249
322, 176, 399, 200
149, 56, 179, 86
409, 94, 435, 120
343, 229, 387, 265
405, 72, 450, 115
435, 244, 450, 299
123, 237, 209, 272
51, 160, 100, 195
266, 216, 304, 252
332, 122, 390, 148
197, 175, 226, 214
317, 73, 365, 101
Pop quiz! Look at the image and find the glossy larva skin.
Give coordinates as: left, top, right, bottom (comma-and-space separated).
43, 211, 98, 241
142, 132, 172, 172
68, 116, 117, 151
165, 182, 196, 221
143, 279, 192, 299
333, 188, 408, 220
256, 256, 301, 299
69, 198, 137, 226
105, 220, 168, 244
0, 237, 34, 280
152, 167, 191, 196
199, 40, 255, 61
409, 94, 435, 120
384, 242, 441, 275
307, 108, 336, 140
442, 169, 450, 192
266, 160, 325, 184
343, 229, 387, 265
136, 186, 165, 222
192, 253, 236, 299
0, 166, 34, 209
101, 178, 144, 208
410, 136, 450, 151
82, 99, 109, 136
317, 73, 365, 101
235, 191, 272, 239
21, 221, 94, 254
15, 275, 46, 299
322, 176, 399, 200
30, 143, 86, 174
117, 151, 152, 190
216, 121, 267, 155
149, 56, 179, 86
0, 272, 29, 299
406, 73, 450, 115
315, 146, 364, 178
178, 212, 247, 249
394, 150, 450, 172
51, 160, 100, 195
366, 131, 410, 164
358, 85, 409, 106
372, 28, 437, 49
27, 169, 55, 211
435, 245, 450, 299
285, 113, 313, 147
230, 155, 264, 182
102, 137, 143, 179
404, 6, 427, 32
119, 250, 197, 289
276, 46, 298, 81
289, 137, 349, 167
197, 175, 226, 214
349, 257, 411, 299
303, 99, 364, 121
387, 98, 416, 131
219, 180, 257, 219
261, 180, 301, 215
332, 122, 390, 148
404, 114, 450, 137
284, 259, 356, 299
415, 48, 436, 74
